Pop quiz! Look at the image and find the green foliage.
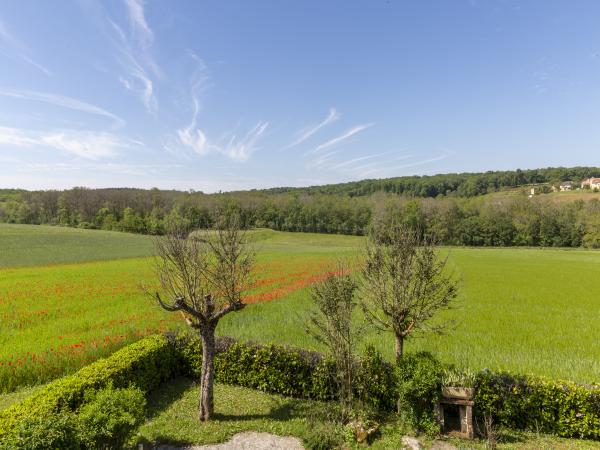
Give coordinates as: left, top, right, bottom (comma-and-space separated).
3, 385, 146, 450
475, 370, 600, 440
2, 410, 80, 450
307, 268, 359, 418
0, 335, 175, 443
442, 367, 477, 388
170, 333, 337, 401
77, 384, 146, 449
356, 345, 397, 412
5, 167, 600, 248
395, 352, 444, 435
303, 422, 344, 450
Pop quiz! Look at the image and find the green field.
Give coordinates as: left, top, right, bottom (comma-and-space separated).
0, 223, 154, 268
0, 224, 599, 393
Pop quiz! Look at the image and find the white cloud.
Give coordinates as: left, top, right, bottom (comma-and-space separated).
0, 89, 126, 129
330, 151, 394, 170
284, 108, 340, 149
173, 55, 268, 162
124, 0, 153, 47
104, 0, 159, 113
358, 151, 453, 178
174, 118, 269, 162
312, 123, 373, 153
0, 19, 52, 76
220, 122, 269, 161
0, 126, 130, 160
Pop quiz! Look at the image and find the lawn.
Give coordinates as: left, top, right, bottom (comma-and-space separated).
1, 225, 599, 392
136, 377, 600, 449
136, 377, 338, 447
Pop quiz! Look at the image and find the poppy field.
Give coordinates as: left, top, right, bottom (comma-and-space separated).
1, 224, 600, 394
0, 226, 359, 392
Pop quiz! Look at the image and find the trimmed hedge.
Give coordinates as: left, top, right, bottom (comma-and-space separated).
169, 333, 338, 401
0, 335, 176, 443
170, 333, 600, 440
3, 333, 599, 443
475, 371, 600, 440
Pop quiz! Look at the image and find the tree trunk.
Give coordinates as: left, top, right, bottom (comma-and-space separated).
199, 322, 216, 421
394, 333, 404, 362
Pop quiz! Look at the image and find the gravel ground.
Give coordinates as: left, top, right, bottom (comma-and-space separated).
156, 432, 304, 450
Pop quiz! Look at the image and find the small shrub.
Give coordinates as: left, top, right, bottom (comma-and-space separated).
396, 351, 444, 435
442, 367, 477, 388
303, 422, 343, 450
3, 411, 80, 450
76, 384, 146, 449
356, 345, 397, 412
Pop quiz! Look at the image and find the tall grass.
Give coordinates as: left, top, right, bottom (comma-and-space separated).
1, 226, 599, 390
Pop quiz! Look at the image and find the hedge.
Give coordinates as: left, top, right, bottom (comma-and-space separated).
169, 333, 338, 401
172, 333, 600, 440
0, 335, 176, 443
3, 333, 599, 443
475, 371, 600, 440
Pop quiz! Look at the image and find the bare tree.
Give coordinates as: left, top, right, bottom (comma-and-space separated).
147, 218, 254, 421
361, 223, 458, 362
307, 265, 359, 419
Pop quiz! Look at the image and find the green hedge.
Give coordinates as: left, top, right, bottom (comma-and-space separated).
170, 333, 600, 440
3, 333, 599, 444
475, 370, 600, 440
169, 334, 338, 401
0, 335, 176, 443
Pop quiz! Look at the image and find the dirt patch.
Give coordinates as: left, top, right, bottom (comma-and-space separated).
157, 431, 304, 449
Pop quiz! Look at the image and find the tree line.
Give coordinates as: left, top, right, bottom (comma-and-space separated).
1, 167, 600, 248
258, 166, 600, 197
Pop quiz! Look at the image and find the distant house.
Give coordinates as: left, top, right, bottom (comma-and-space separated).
559, 181, 574, 192
581, 178, 600, 190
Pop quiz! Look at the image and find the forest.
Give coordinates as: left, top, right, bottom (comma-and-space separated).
1, 166, 600, 248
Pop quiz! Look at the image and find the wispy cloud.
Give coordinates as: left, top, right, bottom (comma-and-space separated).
172, 54, 268, 162
0, 89, 125, 129
175, 117, 269, 162
312, 123, 373, 154
219, 122, 269, 161
104, 0, 159, 113
284, 108, 340, 149
0, 126, 131, 160
307, 150, 341, 170
0, 19, 52, 76
358, 151, 453, 178
124, 0, 153, 46
330, 151, 393, 170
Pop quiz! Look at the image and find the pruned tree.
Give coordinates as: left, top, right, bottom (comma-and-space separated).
147, 217, 254, 421
361, 223, 458, 362
307, 265, 359, 419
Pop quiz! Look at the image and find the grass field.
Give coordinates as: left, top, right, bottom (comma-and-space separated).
0, 223, 154, 268
0, 225, 599, 392
482, 186, 600, 205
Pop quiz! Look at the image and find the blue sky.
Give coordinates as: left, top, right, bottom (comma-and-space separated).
0, 1, 599, 191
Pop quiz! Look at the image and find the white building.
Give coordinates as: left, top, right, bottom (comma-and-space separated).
581, 178, 600, 190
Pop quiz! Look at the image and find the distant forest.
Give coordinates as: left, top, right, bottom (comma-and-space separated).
2, 166, 600, 248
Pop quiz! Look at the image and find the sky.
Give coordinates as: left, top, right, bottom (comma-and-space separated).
0, 0, 599, 192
